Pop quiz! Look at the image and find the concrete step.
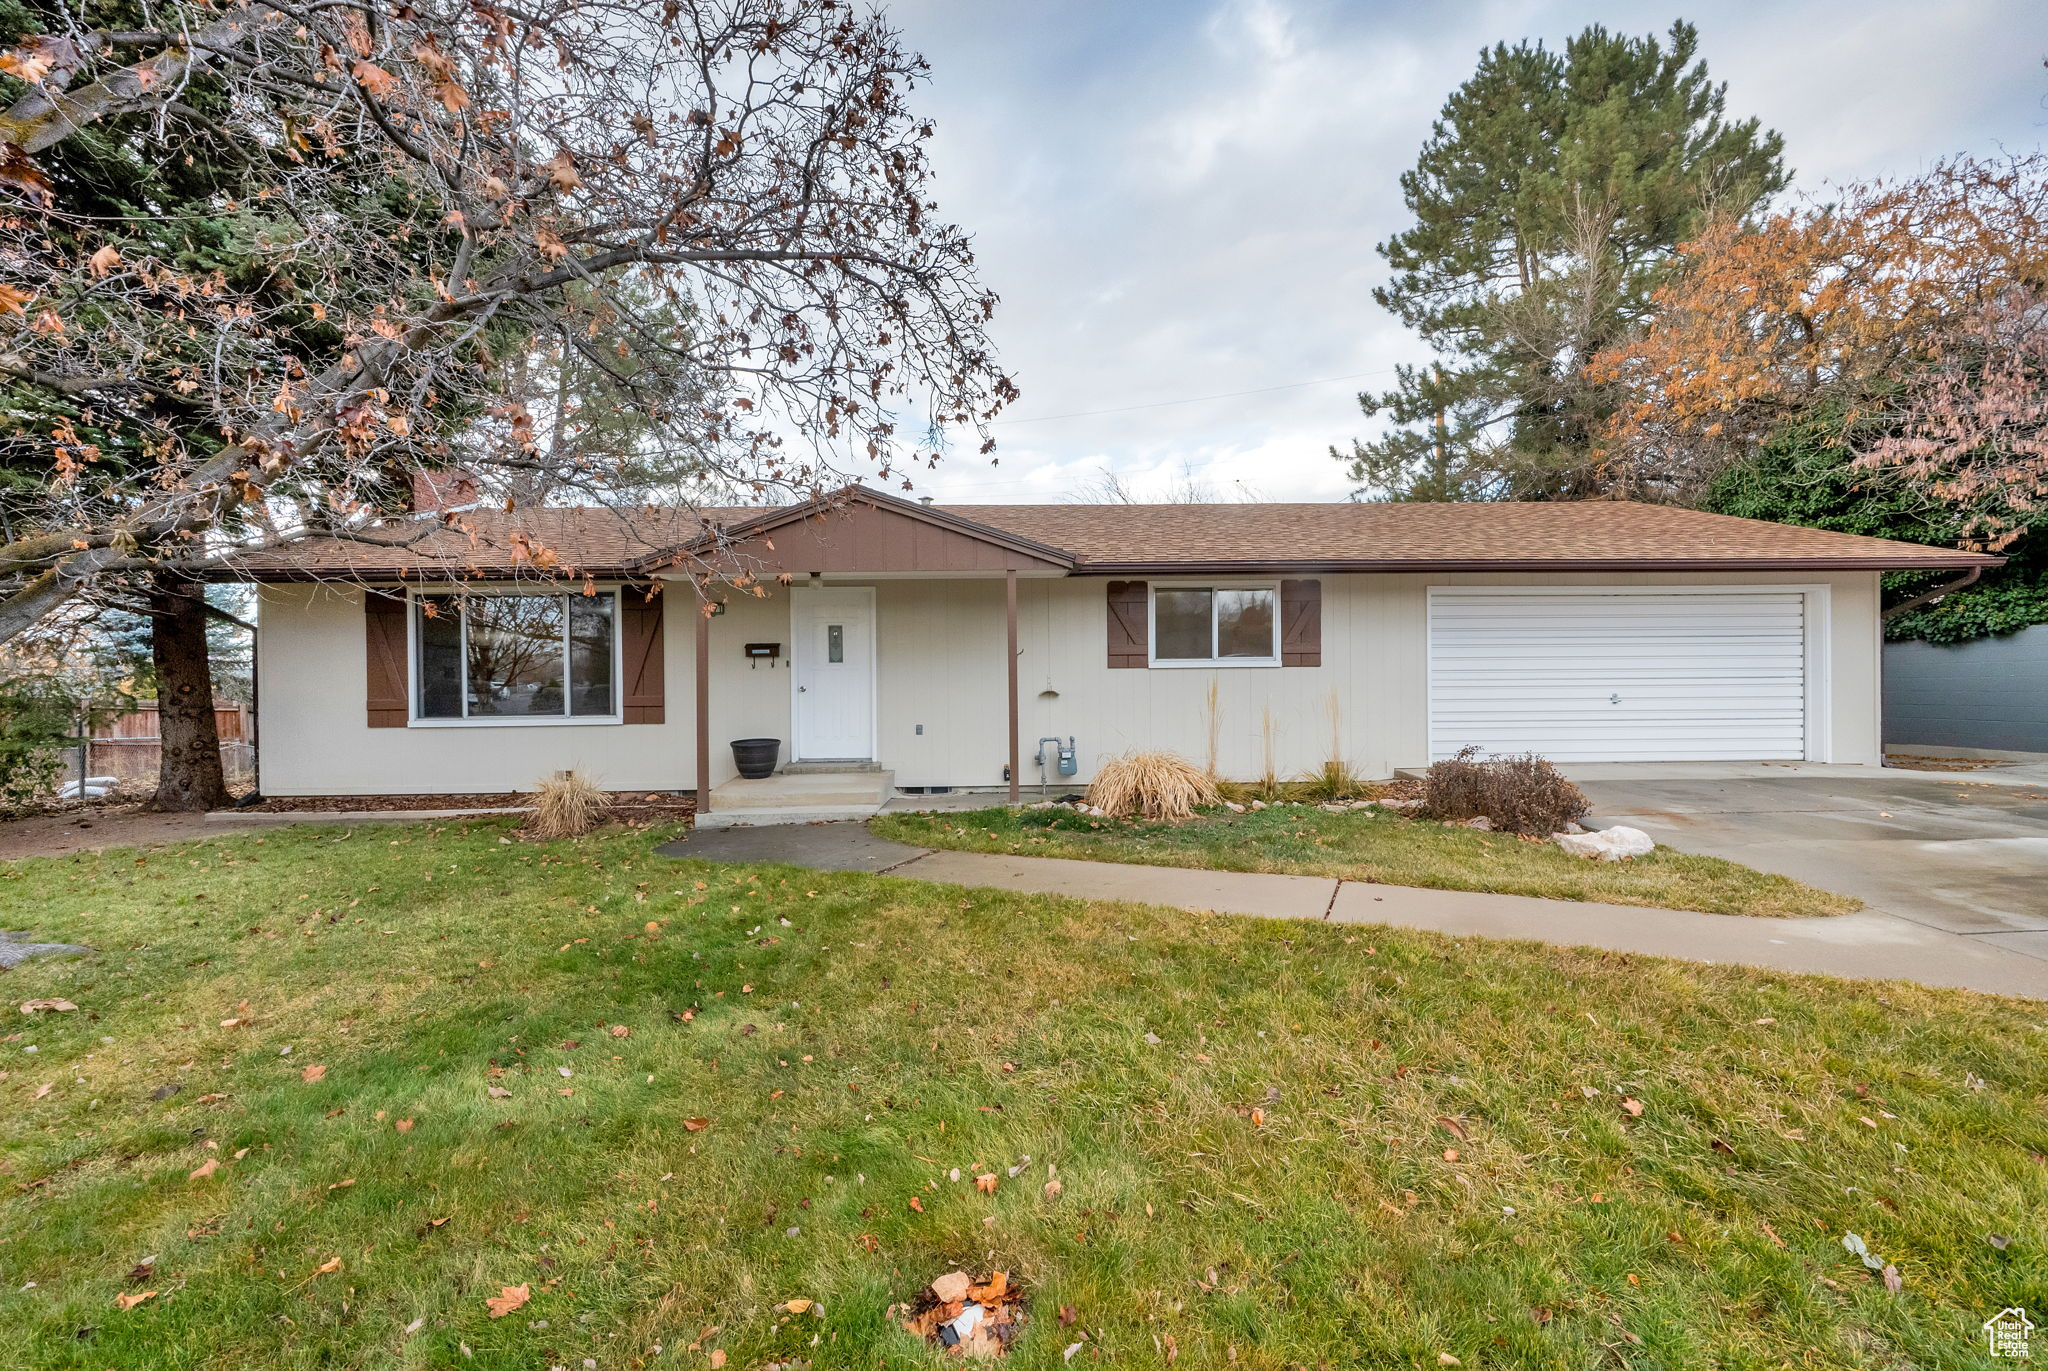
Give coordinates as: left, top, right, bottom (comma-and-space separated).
695, 806, 889, 830
710, 769, 893, 812
780, 760, 884, 775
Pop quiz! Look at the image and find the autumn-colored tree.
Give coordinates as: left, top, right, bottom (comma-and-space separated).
0, 0, 1014, 650
1595, 153, 2048, 550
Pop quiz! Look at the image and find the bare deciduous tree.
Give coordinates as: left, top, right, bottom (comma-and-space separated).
0, 0, 1014, 643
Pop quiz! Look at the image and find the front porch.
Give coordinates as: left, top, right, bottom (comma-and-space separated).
667, 488, 1075, 824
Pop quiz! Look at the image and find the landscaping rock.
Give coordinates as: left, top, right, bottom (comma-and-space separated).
0, 932, 93, 970
1553, 826, 1655, 861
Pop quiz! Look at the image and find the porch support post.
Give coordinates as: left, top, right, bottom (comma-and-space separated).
694, 583, 712, 815
1006, 566, 1019, 804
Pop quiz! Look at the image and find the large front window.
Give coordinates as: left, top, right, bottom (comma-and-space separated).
1151, 585, 1279, 665
415, 592, 617, 720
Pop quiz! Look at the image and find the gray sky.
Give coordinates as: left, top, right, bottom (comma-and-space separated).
879, 0, 2047, 504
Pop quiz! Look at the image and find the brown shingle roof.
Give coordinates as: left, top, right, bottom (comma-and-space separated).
229, 491, 2000, 580
232, 505, 755, 580
942, 500, 2002, 572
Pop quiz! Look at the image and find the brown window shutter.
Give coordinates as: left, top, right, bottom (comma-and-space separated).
1106, 580, 1148, 668
1281, 579, 1321, 667
620, 586, 666, 723
364, 590, 410, 727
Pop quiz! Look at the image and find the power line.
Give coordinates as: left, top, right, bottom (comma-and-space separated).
988, 367, 1398, 426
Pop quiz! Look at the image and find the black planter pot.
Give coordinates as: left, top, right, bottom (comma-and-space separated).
730, 737, 782, 780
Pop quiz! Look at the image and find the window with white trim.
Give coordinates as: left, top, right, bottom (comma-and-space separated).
1150, 584, 1280, 665
415, 591, 617, 720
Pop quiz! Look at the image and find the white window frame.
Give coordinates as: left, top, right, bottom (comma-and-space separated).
1147, 580, 1283, 668
405, 586, 624, 727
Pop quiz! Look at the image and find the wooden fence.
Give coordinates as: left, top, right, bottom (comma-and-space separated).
73, 702, 256, 790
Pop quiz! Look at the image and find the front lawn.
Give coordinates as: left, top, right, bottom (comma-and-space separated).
872, 804, 1857, 918
0, 819, 2035, 1370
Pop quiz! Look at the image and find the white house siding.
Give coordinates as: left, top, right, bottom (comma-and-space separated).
256, 569, 1884, 796
257, 581, 786, 796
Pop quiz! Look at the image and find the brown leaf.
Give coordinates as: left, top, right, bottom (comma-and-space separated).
1710, 1138, 1736, 1157
20, 998, 77, 1014
784, 1298, 812, 1314
1619, 1098, 1644, 1117
1250, 1107, 1266, 1127
395, 1118, 415, 1133
1881, 1264, 1903, 1294
87, 245, 121, 277
975, 1173, 998, 1194
0, 283, 31, 315
487, 1086, 512, 1099
540, 150, 582, 192
188, 1158, 219, 1181
114, 1290, 158, 1311
301, 1064, 327, 1083
485, 1283, 530, 1318
313, 1257, 341, 1276
908, 1195, 924, 1213
1436, 1116, 1469, 1141
610, 1025, 631, 1038
683, 1117, 710, 1131
709, 1352, 726, 1369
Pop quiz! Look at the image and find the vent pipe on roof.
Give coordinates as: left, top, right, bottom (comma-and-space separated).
918, 495, 935, 506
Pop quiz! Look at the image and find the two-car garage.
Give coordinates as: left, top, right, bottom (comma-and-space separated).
1427, 587, 1816, 763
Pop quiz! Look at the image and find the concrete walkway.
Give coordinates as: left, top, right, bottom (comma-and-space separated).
658, 823, 2048, 1000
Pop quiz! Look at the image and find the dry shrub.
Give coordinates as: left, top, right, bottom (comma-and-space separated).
1086, 749, 1220, 822
527, 770, 613, 839
1422, 747, 1588, 837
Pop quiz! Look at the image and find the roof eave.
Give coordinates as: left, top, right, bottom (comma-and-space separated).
1069, 554, 2007, 575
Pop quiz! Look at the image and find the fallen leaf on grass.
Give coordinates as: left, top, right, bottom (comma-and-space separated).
1436, 1116, 1469, 1141
975, 1173, 998, 1194
1619, 1098, 1644, 1117
312, 1258, 341, 1276
487, 1086, 512, 1099
1882, 1264, 1903, 1294
114, 1290, 157, 1311
484, 1284, 529, 1318
327, 1177, 355, 1191
20, 998, 77, 1014
784, 1298, 812, 1314
395, 1118, 414, 1133
1250, 1107, 1266, 1127
683, 1117, 710, 1132
188, 1158, 219, 1181
610, 1025, 630, 1038
33, 1082, 51, 1099
301, 1064, 327, 1083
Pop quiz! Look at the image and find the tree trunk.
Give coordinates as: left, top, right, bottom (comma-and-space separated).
146, 573, 232, 812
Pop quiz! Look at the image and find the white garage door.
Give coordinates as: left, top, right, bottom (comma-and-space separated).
1428, 590, 1809, 762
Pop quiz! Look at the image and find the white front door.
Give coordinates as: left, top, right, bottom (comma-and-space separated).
791, 586, 876, 761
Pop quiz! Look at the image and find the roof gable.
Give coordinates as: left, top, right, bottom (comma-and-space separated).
649, 486, 1073, 576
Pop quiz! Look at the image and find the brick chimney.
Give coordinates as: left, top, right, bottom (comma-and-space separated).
409, 468, 480, 513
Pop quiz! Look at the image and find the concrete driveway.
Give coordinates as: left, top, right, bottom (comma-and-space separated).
1579, 765, 2048, 962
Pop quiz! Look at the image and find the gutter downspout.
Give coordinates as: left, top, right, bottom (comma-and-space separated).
1881, 566, 1982, 622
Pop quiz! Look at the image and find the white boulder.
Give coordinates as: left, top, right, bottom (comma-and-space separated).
1553, 825, 1655, 861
